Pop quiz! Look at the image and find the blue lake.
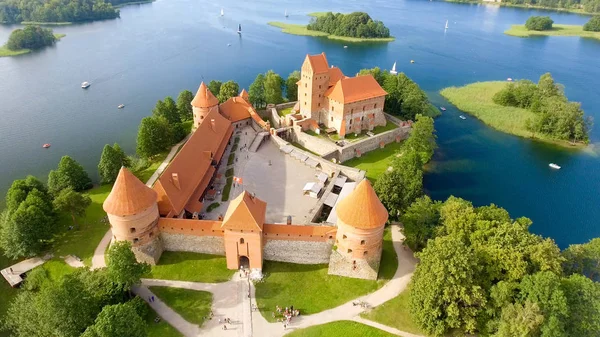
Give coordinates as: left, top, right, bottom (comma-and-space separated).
0, 0, 598, 248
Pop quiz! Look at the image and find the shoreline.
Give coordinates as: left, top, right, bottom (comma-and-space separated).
0, 33, 65, 57
267, 21, 395, 43
114, 0, 154, 8
440, 81, 587, 150
443, 0, 596, 15
504, 24, 600, 40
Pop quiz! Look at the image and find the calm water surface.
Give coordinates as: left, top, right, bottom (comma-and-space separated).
0, 0, 598, 247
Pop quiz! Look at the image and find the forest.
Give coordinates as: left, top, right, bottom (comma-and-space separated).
6, 25, 56, 50
0, 0, 128, 23
452, 0, 600, 13
306, 12, 391, 39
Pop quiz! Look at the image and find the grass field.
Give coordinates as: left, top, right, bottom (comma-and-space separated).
149, 286, 213, 326
344, 142, 403, 182
444, 0, 590, 14
267, 21, 394, 42
440, 81, 582, 148
0, 33, 65, 57
505, 24, 600, 40
147, 251, 234, 283
361, 287, 426, 336
285, 320, 397, 337
255, 228, 397, 322
278, 107, 294, 117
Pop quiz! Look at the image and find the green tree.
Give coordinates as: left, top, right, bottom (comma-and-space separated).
401, 196, 441, 252
6, 25, 56, 51
537, 73, 561, 98
583, 15, 600, 31
358, 67, 385, 86
561, 273, 600, 336
106, 241, 150, 292
306, 12, 390, 38
83, 303, 147, 337
562, 237, 600, 281
403, 114, 436, 164
153, 97, 181, 125
249, 73, 266, 108
22, 266, 49, 291
410, 234, 487, 336
285, 70, 300, 101
5, 176, 51, 211
208, 80, 222, 97
494, 301, 544, 337
176, 89, 194, 121
264, 70, 284, 104
47, 155, 92, 195
518, 271, 568, 337
53, 188, 91, 226
525, 16, 554, 31
136, 116, 172, 159
98, 143, 128, 184
217, 80, 239, 103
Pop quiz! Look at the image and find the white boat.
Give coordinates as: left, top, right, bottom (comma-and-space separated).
549, 163, 561, 169
220, 8, 224, 16
445, 20, 449, 30
459, 115, 466, 120
237, 24, 242, 34
285, 9, 288, 17
390, 61, 398, 75
507, 77, 513, 81
227, 43, 231, 47
118, 104, 125, 109
81, 81, 90, 89
343, 45, 348, 49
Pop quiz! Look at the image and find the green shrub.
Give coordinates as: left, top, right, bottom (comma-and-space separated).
525, 16, 553, 31
227, 153, 235, 166
583, 16, 600, 32
231, 144, 238, 152
206, 202, 220, 212
225, 168, 234, 177
234, 137, 240, 145
222, 177, 233, 201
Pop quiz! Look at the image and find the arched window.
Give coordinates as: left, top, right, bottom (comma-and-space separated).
360, 240, 365, 245
374, 103, 377, 108
363, 251, 368, 256
347, 249, 353, 253
130, 228, 136, 233
343, 235, 347, 239
240, 238, 245, 244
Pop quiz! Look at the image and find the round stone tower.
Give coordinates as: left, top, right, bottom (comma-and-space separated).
328, 179, 388, 280
103, 167, 163, 264
191, 82, 219, 131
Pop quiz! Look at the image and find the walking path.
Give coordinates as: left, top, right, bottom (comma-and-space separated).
146, 135, 190, 187
91, 229, 112, 269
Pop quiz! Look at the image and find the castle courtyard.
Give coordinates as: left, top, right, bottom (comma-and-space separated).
205, 126, 322, 224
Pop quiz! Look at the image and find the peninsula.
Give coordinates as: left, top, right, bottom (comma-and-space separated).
505, 15, 600, 39
268, 12, 395, 43
445, 0, 600, 14
0, 26, 65, 57
441, 76, 591, 148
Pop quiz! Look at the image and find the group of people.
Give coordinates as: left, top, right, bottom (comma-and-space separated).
218, 316, 232, 330
273, 305, 300, 329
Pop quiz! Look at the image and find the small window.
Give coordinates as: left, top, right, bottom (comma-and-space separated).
319, 85, 321, 89
240, 238, 245, 244
133, 238, 139, 244
149, 232, 154, 238
347, 249, 353, 253
363, 106, 365, 111
363, 251, 368, 256
351, 109, 353, 113
361, 116, 364, 121
332, 106, 335, 112
304, 102, 307, 106
360, 240, 365, 245
318, 103, 321, 107
305, 83, 307, 88
374, 103, 377, 108
343, 234, 347, 239
330, 116, 333, 122
350, 119, 353, 125
305, 93, 307, 97
130, 228, 136, 233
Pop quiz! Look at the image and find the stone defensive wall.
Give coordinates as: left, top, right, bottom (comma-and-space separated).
262, 224, 337, 264
158, 218, 226, 255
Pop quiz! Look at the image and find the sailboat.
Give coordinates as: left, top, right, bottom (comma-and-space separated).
237, 24, 242, 34
390, 61, 398, 75
220, 8, 224, 16
445, 20, 449, 30
285, 9, 288, 17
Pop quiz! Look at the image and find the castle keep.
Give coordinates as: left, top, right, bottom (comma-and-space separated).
102, 54, 390, 280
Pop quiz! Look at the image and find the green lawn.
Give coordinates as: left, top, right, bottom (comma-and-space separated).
343, 142, 403, 182
278, 107, 294, 117
291, 142, 320, 156
285, 320, 397, 337
267, 21, 394, 42
149, 286, 212, 326
0, 33, 65, 57
504, 24, 600, 40
147, 251, 234, 283
361, 287, 426, 336
146, 305, 182, 337
440, 81, 580, 148
331, 122, 398, 143
256, 228, 397, 322
132, 151, 168, 184
0, 253, 19, 337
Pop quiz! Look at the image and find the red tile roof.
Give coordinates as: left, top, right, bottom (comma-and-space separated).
103, 167, 157, 216
220, 97, 254, 122
191, 82, 219, 108
328, 66, 345, 86
325, 75, 387, 104
239, 89, 249, 102
306, 52, 330, 74
336, 179, 388, 229
221, 191, 266, 231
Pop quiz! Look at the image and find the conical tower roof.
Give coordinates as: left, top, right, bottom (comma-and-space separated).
239, 89, 249, 101
335, 179, 388, 229
191, 82, 219, 108
221, 191, 266, 231
103, 167, 157, 216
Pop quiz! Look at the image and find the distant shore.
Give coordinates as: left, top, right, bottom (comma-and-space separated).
114, 0, 154, 8
440, 81, 586, 149
504, 24, 600, 40
0, 33, 65, 57
444, 0, 595, 15
268, 12, 395, 43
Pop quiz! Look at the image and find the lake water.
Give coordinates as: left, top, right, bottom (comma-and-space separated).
0, 0, 598, 248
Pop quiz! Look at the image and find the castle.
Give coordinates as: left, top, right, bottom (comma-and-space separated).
102, 54, 390, 280
297, 52, 388, 137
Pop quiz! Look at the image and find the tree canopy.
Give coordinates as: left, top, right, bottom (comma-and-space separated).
106, 241, 150, 292
53, 188, 91, 226
82, 302, 147, 337
525, 16, 554, 31
136, 116, 172, 159
249, 73, 266, 108
208, 80, 222, 97
0, 0, 120, 24
583, 15, 600, 31
176, 89, 194, 121
493, 73, 592, 143
6, 25, 56, 51
47, 155, 93, 195
98, 143, 129, 184
285, 70, 300, 102
450, 0, 600, 13
307, 12, 391, 38
217, 80, 239, 103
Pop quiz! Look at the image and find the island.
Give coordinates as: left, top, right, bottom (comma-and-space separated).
440, 74, 591, 147
0, 26, 65, 57
268, 12, 395, 43
505, 16, 600, 39
445, 0, 600, 15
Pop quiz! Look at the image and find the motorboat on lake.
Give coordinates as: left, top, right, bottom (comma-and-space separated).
118, 104, 125, 109
285, 9, 288, 17
81, 81, 90, 89
459, 115, 466, 120
549, 163, 561, 170
221, 8, 224, 16
410, 60, 415, 63
237, 24, 242, 34
507, 78, 513, 81
43, 143, 51, 148
440, 107, 447, 111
